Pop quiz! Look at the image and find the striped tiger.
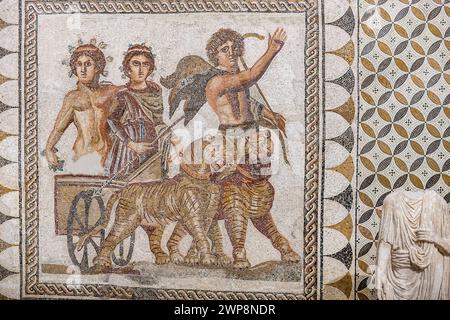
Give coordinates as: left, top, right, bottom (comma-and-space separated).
85, 173, 220, 273
166, 171, 300, 269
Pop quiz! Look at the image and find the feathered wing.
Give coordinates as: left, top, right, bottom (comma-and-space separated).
161, 55, 225, 126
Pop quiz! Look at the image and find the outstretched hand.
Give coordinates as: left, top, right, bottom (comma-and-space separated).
46, 149, 59, 167
268, 28, 287, 54
45, 148, 64, 171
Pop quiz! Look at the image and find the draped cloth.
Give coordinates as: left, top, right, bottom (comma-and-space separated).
105, 84, 171, 178
379, 189, 450, 300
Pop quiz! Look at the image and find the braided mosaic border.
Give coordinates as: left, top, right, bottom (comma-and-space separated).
29, 0, 308, 13
22, 0, 319, 300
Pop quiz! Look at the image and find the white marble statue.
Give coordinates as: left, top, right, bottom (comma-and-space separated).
376, 189, 450, 300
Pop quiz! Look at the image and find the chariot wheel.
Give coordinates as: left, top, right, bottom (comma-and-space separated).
67, 189, 136, 270
67, 190, 106, 273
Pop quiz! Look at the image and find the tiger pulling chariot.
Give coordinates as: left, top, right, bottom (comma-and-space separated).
80, 28, 300, 273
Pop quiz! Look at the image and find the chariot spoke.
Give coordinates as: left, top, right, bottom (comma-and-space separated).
84, 197, 90, 230
90, 215, 104, 231
73, 213, 86, 233
119, 241, 124, 257
88, 237, 100, 253
81, 243, 89, 271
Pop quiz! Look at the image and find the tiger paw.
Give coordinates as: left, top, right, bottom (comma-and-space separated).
170, 252, 185, 264
87, 262, 112, 274
281, 250, 300, 263
155, 253, 170, 265
184, 255, 200, 265
216, 254, 233, 266
233, 259, 251, 269
200, 253, 216, 266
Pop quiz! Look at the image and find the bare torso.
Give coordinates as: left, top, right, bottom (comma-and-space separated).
208, 89, 255, 126
204, 29, 288, 129
65, 84, 122, 161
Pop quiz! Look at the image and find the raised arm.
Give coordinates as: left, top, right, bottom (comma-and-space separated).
207, 28, 287, 95
45, 94, 74, 166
